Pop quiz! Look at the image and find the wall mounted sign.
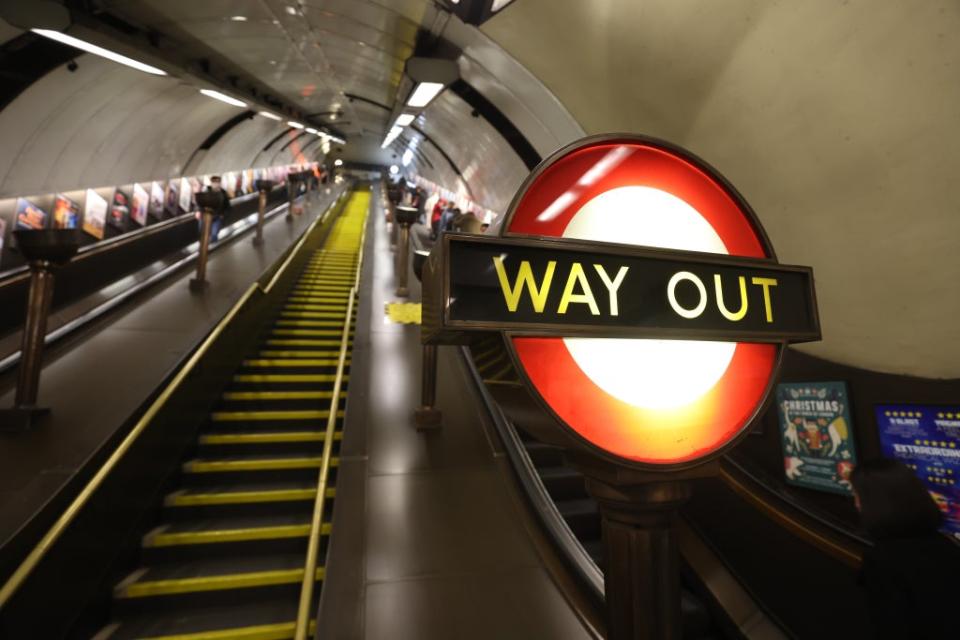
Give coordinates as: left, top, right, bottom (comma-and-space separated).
776, 382, 856, 495
423, 134, 820, 468
876, 405, 960, 540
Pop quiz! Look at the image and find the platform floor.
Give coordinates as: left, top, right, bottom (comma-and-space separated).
0, 190, 341, 553
317, 187, 595, 639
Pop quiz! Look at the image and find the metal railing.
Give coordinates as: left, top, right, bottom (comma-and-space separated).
0, 188, 348, 610
293, 189, 368, 640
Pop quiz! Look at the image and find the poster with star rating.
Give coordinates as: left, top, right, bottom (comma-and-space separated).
876, 405, 960, 540
777, 382, 857, 495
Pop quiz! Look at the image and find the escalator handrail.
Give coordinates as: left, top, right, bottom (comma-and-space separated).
295, 189, 367, 639
0, 191, 346, 610
458, 347, 605, 602
718, 456, 870, 567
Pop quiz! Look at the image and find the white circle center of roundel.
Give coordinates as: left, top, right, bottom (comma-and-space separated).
561, 186, 736, 410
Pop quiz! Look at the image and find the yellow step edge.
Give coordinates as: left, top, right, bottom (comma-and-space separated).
271, 329, 346, 337
143, 522, 333, 547
136, 619, 315, 640
284, 304, 348, 311
224, 386, 342, 397
265, 340, 343, 347
280, 313, 347, 320
231, 373, 344, 383
199, 430, 342, 445
116, 567, 326, 598
210, 410, 342, 421
241, 359, 347, 367
254, 351, 341, 359
273, 320, 345, 328
285, 297, 349, 304
165, 487, 335, 507
183, 457, 340, 473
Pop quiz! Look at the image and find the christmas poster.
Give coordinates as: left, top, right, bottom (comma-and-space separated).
83, 189, 107, 240
53, 194, 80, 229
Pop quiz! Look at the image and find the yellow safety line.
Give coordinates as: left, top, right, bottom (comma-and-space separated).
224, 387, 342, 397
144, 522, 333, 547
274, 320, 345, 328
253, 351, 341, 359
138, 619, 315, 640
284, 304, 347, 311
117, 567, 326, 598
232, 374, 345, 383
211, 410, 341, 421
241, 359, 346, 367
183, 457, 339, 473
199, 431, 342, 445
272, 329, 346, 336
265, 339, 344, 347
165, 488, 335, 507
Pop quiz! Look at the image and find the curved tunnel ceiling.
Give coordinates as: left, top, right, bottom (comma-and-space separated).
0, 1, 953, 380
482, 0, 960, 379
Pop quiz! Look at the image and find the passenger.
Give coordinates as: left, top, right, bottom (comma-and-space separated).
439, 206, 459, 235
203, 175, 231, 242
430, 198, 445, 239
452, 209, 482, 234
851, 458, 960, 640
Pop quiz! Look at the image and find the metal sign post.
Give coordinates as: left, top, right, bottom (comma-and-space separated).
394, 205, 417, 297
189, 191, 226, 292
420, 135, 822, 639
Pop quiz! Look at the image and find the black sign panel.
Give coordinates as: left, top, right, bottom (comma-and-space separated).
436, 234, 819, 343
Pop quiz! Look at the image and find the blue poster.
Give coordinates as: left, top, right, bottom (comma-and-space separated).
876, 405, 960, 541
777, 382, 857, 495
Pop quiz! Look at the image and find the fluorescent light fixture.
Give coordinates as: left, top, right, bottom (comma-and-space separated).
334, 159, 343, 167
230, 15, 248, 22
285, 6, 298, 15
305, 127, 318, 134
381, 125, 404, 149
287, 121, 305, 129
199, 89, 247, 108
31, 29, 167, 76
402, 148, 413, 166
406, 82, 444, 108
329, 136, 345, 144
395, 113, 415, 127
389, 165, 399, 175
259, 111, 282, 121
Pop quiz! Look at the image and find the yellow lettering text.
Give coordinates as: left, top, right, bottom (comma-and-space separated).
714, 274, 748, 322
492, 257, 556, 313
751, 277, 778, 323
557, 263, 600, 315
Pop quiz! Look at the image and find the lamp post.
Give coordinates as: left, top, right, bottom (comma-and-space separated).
0, 229, 81, 430
189, 190, 225, 291
253, 179, 275, 246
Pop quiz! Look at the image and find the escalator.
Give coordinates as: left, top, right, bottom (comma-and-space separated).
0, 189, 369, 639
465, 333, 870, 639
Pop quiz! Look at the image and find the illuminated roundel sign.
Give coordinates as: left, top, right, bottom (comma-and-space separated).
422, 135, 820, 469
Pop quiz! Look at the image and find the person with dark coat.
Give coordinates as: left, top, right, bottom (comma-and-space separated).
203, 175, 231, 242
851, 458, 960, 639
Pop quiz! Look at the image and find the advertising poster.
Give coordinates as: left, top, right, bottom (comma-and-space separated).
241, 169, 251, 194
189, 177, 202, 210
165, 180, 179, 216
876, 405, 960, 540
777, 382, 857, 495
222, 172, 237, 199
15, 197, 47, 230
179, 177, 192, 213
0, 216, 6, 259
131, 183, 149, 226
83, 188, 107, 239
108, 189, 129, 231
149, 181, 165, 218
52, 194, 80, 229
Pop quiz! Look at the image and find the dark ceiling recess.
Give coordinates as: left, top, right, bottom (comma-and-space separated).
198, 110, 254, 150
261, 128, 295, 152
0, 32, 82, 111
448, 79, 540, 170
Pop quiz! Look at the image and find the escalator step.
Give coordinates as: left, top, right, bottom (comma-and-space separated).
198, 431, 339, 445
183, 456, 338, 473
210, 410, 339, 422
240, 359, 347, 367
143, 521, 331, 548
265, 339, 344, 347
165, 485, 334, 507
115, 564, 323, 599
97, 603, 312, 640
222, 390, 343, 400
232, 374, 345, 383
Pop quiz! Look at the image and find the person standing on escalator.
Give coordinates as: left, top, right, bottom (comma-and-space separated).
203, 175, 231, 243
851, 458, 960, 639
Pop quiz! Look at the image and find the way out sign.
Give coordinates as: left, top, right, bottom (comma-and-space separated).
422, 134, 821, 469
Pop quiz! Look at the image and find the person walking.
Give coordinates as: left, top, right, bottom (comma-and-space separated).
851, 458, 960, 639
203, 175, 231, 242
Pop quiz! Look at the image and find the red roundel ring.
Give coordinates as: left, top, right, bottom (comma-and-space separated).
499, 134, 782, 468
